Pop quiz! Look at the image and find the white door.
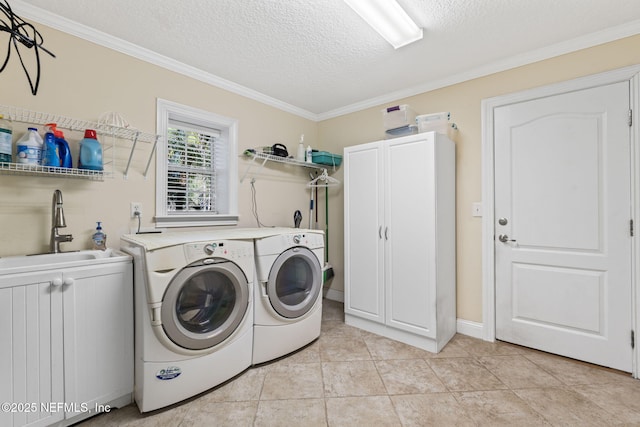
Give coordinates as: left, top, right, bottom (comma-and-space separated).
63, 263, 133, 417
494, 81, 632, 371
385, 135, 436, 337
0, 271, 64, 427
344, 142, 385, 323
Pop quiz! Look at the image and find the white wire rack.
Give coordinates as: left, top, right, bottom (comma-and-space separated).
240, 150, 326, 182
0, 162, 105, 180
0, 104, 160, 180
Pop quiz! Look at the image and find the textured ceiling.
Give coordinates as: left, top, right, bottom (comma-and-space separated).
12, 0, 640, 119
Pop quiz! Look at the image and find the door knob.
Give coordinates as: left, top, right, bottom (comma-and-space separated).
498, 234, 516, 243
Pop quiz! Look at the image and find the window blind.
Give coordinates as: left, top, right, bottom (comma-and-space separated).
166, 120, 223, 214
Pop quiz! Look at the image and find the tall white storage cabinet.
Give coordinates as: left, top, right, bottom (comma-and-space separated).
344, 131, 456, 353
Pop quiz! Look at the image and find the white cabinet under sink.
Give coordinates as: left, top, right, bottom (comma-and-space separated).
0, 256, 133, 427
343, 131, 456, 353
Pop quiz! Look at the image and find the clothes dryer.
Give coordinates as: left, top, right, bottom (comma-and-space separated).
121, 231, 255, 412
252, 228, 324, 364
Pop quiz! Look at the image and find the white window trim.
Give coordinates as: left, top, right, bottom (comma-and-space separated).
155, 98, 238, 227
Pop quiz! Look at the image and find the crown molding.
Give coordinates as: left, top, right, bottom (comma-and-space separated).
316, 18, 640, 121
10, 1, 319, 121
11, 1, 640, 122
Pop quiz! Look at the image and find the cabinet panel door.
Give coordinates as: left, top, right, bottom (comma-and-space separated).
0, 272, 64, 427
344, 142, 385, 322
385, 135, 437, 337
62, 262, 133, 417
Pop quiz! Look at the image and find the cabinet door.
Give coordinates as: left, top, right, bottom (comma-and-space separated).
344, 142, 385, 322
62, 262, 133, 418
0, 272, 64, 427
385, 134, 437, 337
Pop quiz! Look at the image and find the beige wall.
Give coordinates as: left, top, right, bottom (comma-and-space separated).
2, 21, 639, 326
0, 25, 318, 258
319, 34, 640, 323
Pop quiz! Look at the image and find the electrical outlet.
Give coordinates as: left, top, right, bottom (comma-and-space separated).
471, 202, 482, 217
130, 202, 142, 218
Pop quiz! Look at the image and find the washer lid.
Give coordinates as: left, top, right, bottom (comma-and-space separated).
161, 260, 249, 350
266, 247, 321, 318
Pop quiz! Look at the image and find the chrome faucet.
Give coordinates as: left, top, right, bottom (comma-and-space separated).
50, 189, 73, 253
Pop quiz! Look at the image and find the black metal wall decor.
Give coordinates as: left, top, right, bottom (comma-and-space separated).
0, 0, 55, 95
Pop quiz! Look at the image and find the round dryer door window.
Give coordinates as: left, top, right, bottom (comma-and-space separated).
161, 260, 249, 350
267, 247, 321, 318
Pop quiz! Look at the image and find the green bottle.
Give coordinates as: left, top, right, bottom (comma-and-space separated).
0, 114, 13, 163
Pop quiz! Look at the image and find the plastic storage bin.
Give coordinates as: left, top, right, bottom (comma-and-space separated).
312, 151, 342, 167
382, 105, 416, 130
416, 112, 450, 134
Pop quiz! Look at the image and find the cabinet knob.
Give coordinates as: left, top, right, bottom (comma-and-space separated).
52, 277, 63, 287
63, 277, 75, 286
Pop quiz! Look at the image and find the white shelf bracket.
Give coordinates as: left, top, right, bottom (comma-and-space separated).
143, 135, 160, 179
123, 131, 140, 180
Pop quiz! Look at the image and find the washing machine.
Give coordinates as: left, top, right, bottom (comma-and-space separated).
252, 228, 324, 364
121, 230, 256, 412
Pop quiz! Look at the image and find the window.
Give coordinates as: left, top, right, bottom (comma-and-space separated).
156, 99, 238, 227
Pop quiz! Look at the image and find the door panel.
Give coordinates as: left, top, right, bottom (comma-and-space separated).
386, 136, 436, 336
510, 115, 602, 251
344, 143, 385, 322
495, 81, 632, 371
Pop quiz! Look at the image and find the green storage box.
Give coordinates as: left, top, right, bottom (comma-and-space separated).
312, 151, 342, 166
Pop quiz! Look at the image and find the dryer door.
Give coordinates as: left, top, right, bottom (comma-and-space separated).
267, 247, 321, 318
161, 260, 249, 350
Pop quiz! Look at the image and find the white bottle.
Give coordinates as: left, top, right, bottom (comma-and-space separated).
306, 145, 313, 163
296, 134, 305, 162
16, 127, 43, 165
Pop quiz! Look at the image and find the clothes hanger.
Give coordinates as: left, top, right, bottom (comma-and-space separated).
307, 169, 340, 188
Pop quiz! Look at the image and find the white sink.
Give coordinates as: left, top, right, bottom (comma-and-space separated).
0, 248, 130, 274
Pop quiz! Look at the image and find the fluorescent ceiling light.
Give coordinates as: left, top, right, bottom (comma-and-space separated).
344, 0, 423, 49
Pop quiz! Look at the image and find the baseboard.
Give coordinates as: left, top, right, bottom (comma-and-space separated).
456, 318, 484, 340
324, 291, 485, 341
323, 287, 344, 303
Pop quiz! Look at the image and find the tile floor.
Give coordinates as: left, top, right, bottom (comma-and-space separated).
80, 299, 640, 426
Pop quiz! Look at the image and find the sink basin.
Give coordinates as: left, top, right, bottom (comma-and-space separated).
0, 248, 130, 274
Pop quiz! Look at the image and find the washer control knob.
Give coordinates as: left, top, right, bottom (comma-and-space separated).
293, 235, 302, 244
204, 244, 216, 255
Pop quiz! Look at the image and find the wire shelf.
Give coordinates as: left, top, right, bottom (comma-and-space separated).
246, 151, 324, 168
241, 150, 328, 183
0, 162, 108, 181
0, 104, 160, 179
0, 104, 157, 143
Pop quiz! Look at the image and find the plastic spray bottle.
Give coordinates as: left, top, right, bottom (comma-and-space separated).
296, 134, 305, 162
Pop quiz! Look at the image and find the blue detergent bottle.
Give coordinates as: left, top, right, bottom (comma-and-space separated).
42, 123, 60, 167
54, 129, 72, 168
78, 129, 103, 171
